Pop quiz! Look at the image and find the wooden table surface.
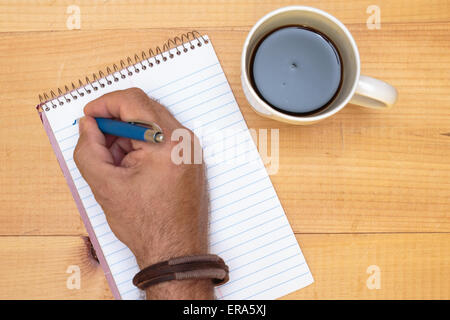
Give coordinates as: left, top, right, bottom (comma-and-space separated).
0, 0, 449, 299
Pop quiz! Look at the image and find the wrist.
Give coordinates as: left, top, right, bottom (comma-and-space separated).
134, 242, 209, 270
133, 232, 209, 270
135, 252, 219, 300
144, 279, 214, 300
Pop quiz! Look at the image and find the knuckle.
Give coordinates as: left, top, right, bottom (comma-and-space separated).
125, 87, 147, 99
122, 88, 158, 119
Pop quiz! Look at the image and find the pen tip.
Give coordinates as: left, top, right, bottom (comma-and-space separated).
154, 133, 164, 143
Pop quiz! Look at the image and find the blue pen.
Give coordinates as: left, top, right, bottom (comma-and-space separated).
94, 118, 164, 143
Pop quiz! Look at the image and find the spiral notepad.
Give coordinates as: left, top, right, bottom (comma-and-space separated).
37, 32, 313, 299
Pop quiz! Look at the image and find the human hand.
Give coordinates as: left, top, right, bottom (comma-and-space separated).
74, 88, 212, 299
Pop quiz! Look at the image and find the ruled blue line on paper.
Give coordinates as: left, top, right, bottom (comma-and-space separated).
147, 62, 219, 95
169, 81, 228, 111
207, 149, 254, 170
222, 262, 307, 299
113, 265, 139, 279
158, 72, 223, 101
81, 193, 92, 199
207, 157, 259, 181
183, 100, 234, 124
61, 145, 75, 153
217, 224, 290, 256
105, 246, 128, 258
205, 140, 251, 161
210, 214, 284, 247
116, 275, 135, 287
202, 128, 249, 151
242, 270, 311, 300
54, 122, 76, 135
223, 253, 301, 288
58, 132, 78, 143
85, 202, 98, 210
209, 204, 280, 236
102, 239, 119, 248
192, 110, 239, 131
229, 243, 298, 273
77, 184, 89, 191
92, 220, 108, 229
85, 202, 99, 210
89, 211, 104, 219
210, 195, 277, 225
173, 88, 230, 116
210, 175, 269, 202
109, 255, 134, 268
225, 233, 292, 263
210, 185, 273, 214
216, 118, 245, 132
97, 230, 112, 238
120, 287, 139, 297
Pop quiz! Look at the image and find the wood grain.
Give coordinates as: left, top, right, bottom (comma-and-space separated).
286, 233, 450, 299
0, 236, 113, 299
0, 234, 448, 299
0, 0, 449, 32
0, 0, 449, 299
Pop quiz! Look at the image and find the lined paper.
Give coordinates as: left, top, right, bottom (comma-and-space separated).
41, 35, 313, 299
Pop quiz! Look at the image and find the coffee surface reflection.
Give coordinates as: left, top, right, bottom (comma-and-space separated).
251, 26, 342, 115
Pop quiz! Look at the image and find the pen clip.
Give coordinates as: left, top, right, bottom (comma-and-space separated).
127, 119, 162, 132
127, 119, 164, 143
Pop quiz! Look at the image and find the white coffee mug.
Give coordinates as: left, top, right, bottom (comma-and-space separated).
241, 6, 398, 125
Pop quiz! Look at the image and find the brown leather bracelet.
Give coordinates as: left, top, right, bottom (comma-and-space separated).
133, 254, 229, 290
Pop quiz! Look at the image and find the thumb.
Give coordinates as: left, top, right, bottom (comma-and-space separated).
74, 116, 124, 189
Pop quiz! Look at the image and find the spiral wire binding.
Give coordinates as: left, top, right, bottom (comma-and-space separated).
38, 31, 209, 112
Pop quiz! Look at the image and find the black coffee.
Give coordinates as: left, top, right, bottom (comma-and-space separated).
250, 26, 342, 115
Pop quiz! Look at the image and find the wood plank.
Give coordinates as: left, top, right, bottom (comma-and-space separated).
0, 0, 449, 32
285, 233, 450, 299
0, 24, 449, 235
0, 236, 113, 299
0, 234, 448, 299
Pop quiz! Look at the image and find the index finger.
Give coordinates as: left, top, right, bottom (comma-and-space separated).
74, 116, 124, 188
84, 88, 181, 129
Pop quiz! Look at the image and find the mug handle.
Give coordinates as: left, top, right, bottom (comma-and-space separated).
350, 75, 398, 109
